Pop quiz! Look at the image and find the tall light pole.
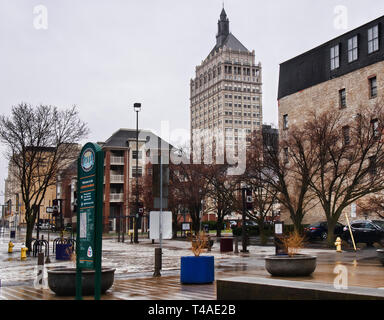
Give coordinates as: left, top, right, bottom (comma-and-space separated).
133, 103, 141, 243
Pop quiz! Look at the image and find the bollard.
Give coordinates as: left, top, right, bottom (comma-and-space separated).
234, 237, 239, 253
130, 232, 133, 244
153, 248, 162, 277
37, 252, 44, 286
45, 251, 51, 264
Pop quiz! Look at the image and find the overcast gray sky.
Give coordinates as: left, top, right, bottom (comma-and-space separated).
1, 0, 384, 203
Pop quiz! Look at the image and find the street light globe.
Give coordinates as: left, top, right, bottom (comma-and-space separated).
134, 103, 141, 112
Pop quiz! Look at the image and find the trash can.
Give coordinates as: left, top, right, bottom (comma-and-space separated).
220, 238, 233, 252
55, 243, 72, 260
10, 230, 15, 238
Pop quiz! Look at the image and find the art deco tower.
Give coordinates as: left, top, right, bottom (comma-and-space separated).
190, 8, 262, 152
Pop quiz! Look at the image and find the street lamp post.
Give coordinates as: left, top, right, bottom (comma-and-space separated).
133, 103, 141, 243
241, 185, 249, 253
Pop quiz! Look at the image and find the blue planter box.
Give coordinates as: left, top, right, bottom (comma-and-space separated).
55, 243, 72, 260
180, 256, 214, 284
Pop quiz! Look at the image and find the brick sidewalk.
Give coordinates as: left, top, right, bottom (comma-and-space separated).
0, 275, 215, 300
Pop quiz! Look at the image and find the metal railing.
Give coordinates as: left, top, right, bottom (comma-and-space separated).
110, 175, 124, 183
109, 193, 124, 202
110, 156, 124, 165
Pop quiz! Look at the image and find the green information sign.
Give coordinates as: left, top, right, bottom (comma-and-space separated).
76, 142, 104, 300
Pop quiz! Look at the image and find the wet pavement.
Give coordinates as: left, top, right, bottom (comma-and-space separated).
0, 228, 383, 299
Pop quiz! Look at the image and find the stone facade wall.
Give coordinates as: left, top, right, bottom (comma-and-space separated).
278, 60, 384, 225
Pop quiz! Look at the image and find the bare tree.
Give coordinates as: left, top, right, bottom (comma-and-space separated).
0, 103, 89, 251
304, 104, 384, 246
252, 128, 318, 234
169, 159, 209, 235
238, 131, 277, 244
357, 193, 384, 219
204, 163, 238, 237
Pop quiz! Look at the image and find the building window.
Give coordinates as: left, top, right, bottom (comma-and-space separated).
330, 44, 340, 70
368, 25, 379, 54
283, 114, 288, 130
369, 77, 377, 99
342, 126, 350, 145
348, 36, 358, 62
132, 166, 142, 177
339, 89, 347, 108
132, 150, 142, 159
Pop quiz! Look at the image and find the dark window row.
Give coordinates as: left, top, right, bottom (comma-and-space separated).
331, 25, 379, 71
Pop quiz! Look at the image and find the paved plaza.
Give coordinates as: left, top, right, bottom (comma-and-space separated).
0, 228, 384, 300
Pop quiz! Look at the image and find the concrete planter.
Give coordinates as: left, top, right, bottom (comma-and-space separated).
47, 267, 115, 296
377, 249, 384, 266
265, 254, 317, 277
180, 256, 215, 284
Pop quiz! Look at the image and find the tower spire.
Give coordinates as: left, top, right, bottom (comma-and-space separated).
216, 7, 229, 47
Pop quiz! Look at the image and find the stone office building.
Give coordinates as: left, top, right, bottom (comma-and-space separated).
190, 8, 263, 153
278, 15, 384, 224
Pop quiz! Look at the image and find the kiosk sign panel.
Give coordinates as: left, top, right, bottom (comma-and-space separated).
77, 144, 102, 269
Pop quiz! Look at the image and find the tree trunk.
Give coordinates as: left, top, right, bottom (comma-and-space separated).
25, 220, 34, 252
216, 217, 223, 238
191, 210, 200, 235
172, 221, 178, 239
326, 218, 337, 248
258, 221, 268, 246
290, 209, 304, 235
172, 213, 178, 239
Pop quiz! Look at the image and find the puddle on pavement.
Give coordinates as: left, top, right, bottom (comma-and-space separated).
216, 264, 248, 272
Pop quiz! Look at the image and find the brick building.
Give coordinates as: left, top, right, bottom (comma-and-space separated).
278, 15, 384, 224
58, 129, 172, 233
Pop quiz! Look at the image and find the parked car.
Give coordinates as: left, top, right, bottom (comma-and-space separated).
342, 220, 384, 246
229, 220, 256, 229
229, 221, 238, 229
304, 221, 345, 241
244, 220, 258, 227
64, 223, 73, 232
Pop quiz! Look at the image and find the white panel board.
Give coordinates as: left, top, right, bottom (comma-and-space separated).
149, 211, 172, 240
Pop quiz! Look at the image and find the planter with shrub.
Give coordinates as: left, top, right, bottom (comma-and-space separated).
265, 231, 317, 277
180, 232, 214, 284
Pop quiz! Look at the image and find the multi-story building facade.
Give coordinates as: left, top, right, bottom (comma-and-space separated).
278, 15, 384, 224
190, 8, 262, 152
57, 129, 172, 233
3, 148, 60, 228
99, 129, 170, 232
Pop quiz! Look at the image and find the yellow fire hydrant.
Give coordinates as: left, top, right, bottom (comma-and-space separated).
8, 241, 14, 254
334, 237, 342, 253
20, 244, 28, 260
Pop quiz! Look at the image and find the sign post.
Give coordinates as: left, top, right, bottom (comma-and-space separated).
274, 221, 285, 255
76, 143, 104, 300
